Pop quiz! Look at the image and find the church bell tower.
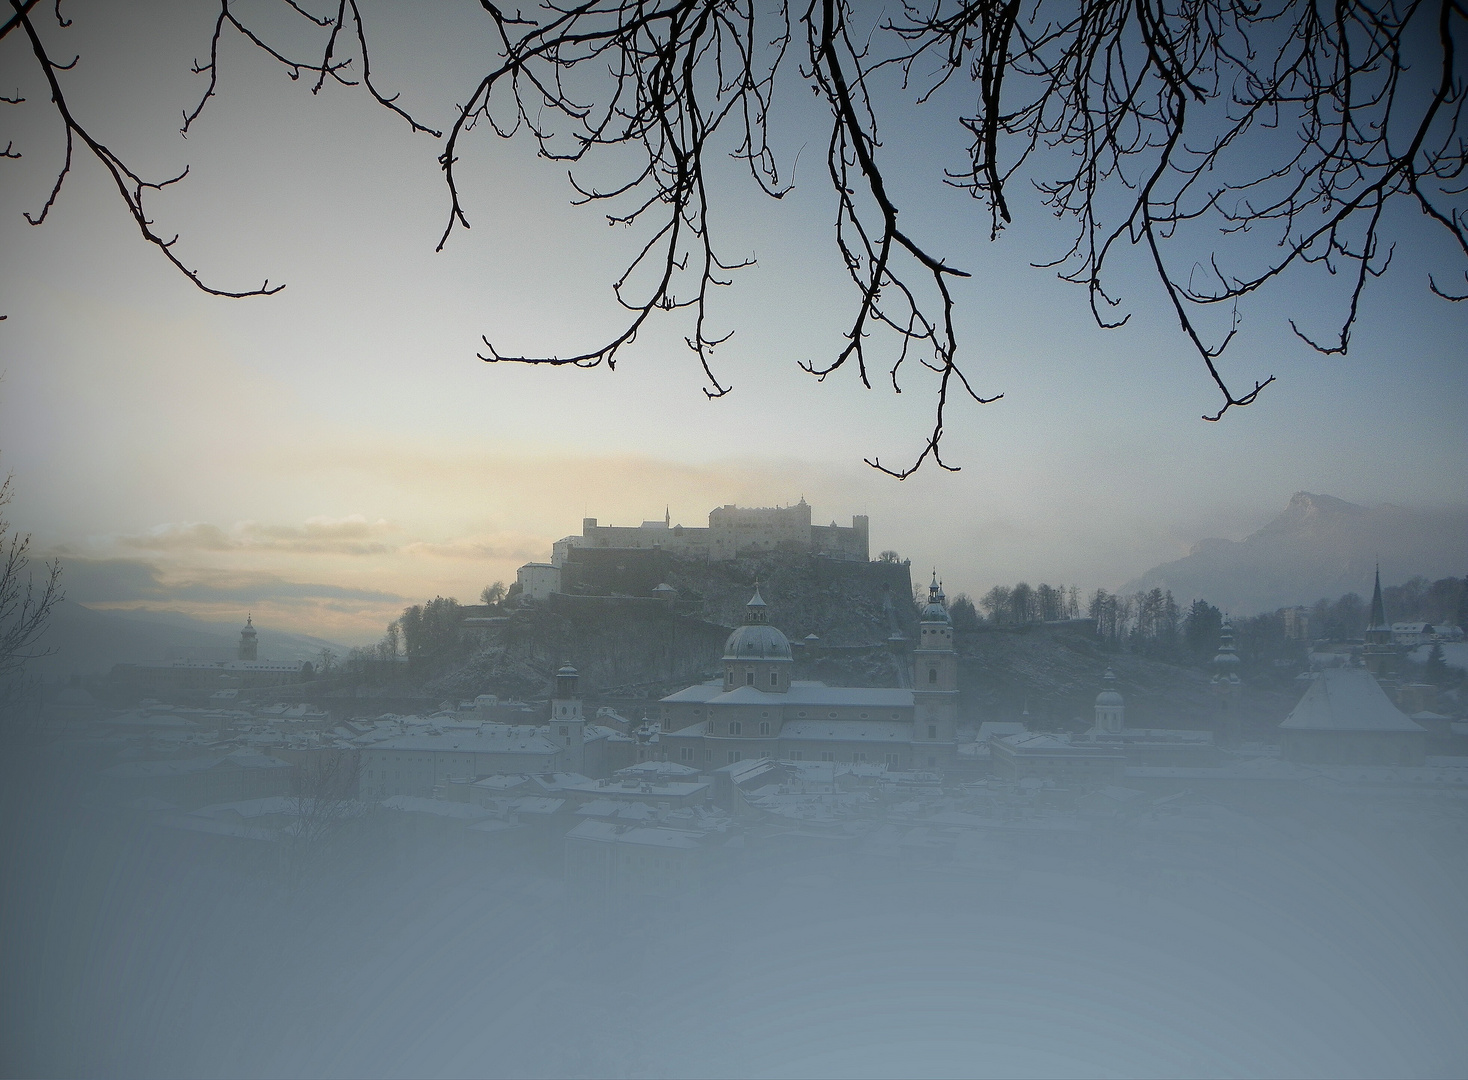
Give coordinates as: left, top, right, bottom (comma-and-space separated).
551, 662, 586, 773
911, 573, 957, 770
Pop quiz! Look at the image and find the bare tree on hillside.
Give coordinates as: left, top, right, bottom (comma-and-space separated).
3, 0, 1464, 475
0, 466, 61, 712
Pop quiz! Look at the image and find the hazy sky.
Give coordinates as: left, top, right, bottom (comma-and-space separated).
2, 3, 1464, 644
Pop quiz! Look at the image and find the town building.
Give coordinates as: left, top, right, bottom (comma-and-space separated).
655, 576, 958, 771
516, 562, 561, 601
1390, 622, 1437, 647
988, 731, 1127, 786
359, 726, 563, 799
109, 617, 308, 691
1073, 669, 1218, 767
1279, 667, 1427, 766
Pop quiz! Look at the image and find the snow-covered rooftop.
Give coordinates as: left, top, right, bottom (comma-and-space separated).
1281, 668, 1426, 733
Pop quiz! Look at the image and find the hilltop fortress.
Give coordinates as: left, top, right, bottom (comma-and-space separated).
553, 498, 868, 565
519, 499, 871, 602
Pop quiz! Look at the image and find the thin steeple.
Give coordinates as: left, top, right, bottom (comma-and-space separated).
1368, 562, 1388, 630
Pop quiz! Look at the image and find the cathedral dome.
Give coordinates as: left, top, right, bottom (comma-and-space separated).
1095, 669, 1124, 707
723, 623, 793, 660
921, 600, 951, 623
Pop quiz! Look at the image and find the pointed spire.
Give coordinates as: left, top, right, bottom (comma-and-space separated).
1368, 562, 1388, 630
665, 505, 670, 527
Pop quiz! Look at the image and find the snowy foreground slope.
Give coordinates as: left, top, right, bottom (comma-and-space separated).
3, 758, 1465, 1078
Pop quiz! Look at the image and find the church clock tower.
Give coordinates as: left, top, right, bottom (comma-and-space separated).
911, 573, 957, 770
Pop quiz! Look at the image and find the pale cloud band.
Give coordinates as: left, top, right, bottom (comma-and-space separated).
118, 515, 398, 556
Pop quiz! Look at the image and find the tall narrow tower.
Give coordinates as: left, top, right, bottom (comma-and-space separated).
1211, 617, 1243, 745
911, 573, 957, 770
551, 662, 586, 773
238, 615, 258, 661
1363, 564, 1397, 679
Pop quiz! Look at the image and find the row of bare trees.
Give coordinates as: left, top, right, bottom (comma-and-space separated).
964, 582, 1083, 627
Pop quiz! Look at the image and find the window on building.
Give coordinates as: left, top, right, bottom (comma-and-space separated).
853, 752, 867, 763
884, 754, 899, 767
759, 721, 770, 736
680, 748, 694, 762
728, 750, 742, 764
728, 721, 742, 735
559, 726, 569, 737
771, 672, 778, 686
928, 724, 937, 739
705, 749, 713, 762
746, 671, 755, 685
821, 751, 835, 762
793, 750, 803, 760
929, 668, 937, 684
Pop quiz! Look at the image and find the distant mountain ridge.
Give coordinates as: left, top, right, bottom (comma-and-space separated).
1124, 492, 1468, 615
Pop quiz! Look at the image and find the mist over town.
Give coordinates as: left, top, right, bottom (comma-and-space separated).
3, 2, 1468, 1077
4, 491, 1468, 1077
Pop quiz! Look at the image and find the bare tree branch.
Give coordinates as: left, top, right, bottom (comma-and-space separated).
3, 0, 1464, 474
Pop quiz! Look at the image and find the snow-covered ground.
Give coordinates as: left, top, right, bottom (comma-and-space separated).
1411, 641, 1468, 672
4, 758, 1467, 1078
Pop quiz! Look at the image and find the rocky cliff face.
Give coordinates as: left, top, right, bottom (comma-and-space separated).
1125, 492, 1468, 613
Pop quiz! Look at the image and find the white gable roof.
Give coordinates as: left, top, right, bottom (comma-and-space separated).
1281, 669, 1425, 733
